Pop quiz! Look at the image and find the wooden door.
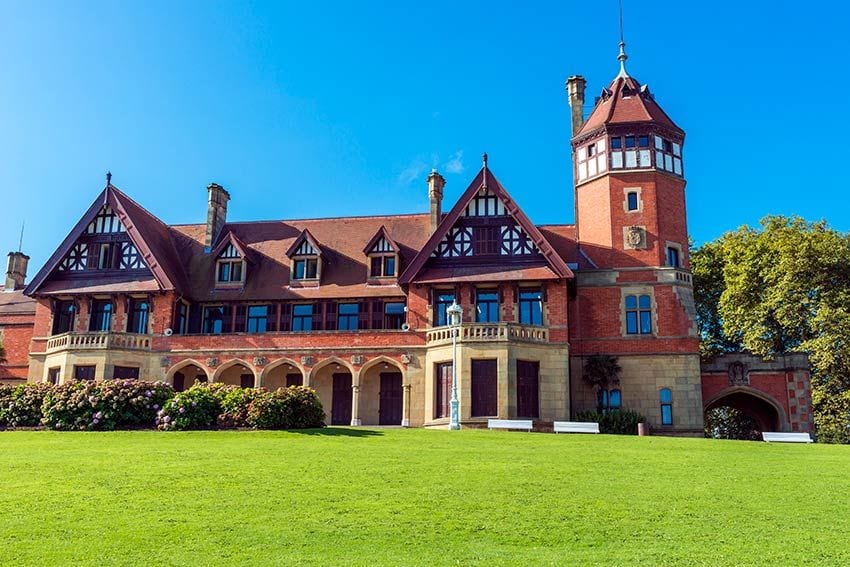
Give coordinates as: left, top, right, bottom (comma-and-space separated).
286, 373, 303, 387
516, 360, 540, 418
379, 372, 403, 425
240, 374, 254, 388
331, 373, 352, 425
471, 359, 497, 417
435, 363, 452, 419
173, 372, 185, 392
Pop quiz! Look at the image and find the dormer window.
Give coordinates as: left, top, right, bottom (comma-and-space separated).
215, 243, 245, 285
364, 228, 400, 280
287, 230, 323, 283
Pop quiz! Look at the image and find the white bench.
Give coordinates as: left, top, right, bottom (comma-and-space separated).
762, 432, 813, 443
553, 421, 600, 434
488, 419, 533, 432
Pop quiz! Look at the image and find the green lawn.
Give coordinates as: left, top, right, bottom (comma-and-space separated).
1, 429, 848, 566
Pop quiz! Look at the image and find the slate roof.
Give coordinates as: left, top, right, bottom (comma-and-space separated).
0, 290, 36, 316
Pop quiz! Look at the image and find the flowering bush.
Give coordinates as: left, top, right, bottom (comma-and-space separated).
217, 385, 268, 428
246, 386, 325, 430
0, 383, 52, 427
42, 380, 173, 431
156, 383, 221, 431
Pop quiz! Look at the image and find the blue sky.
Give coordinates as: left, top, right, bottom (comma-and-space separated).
1, 1, 848, 272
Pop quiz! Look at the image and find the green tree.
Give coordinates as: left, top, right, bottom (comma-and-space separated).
582, 355, 621, 393
693, 215, 850, 443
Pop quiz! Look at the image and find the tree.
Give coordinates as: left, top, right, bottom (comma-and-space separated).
582, 355, 621, 393
692, 215, 850, 443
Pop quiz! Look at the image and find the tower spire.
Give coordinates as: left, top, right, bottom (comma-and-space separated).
616, 0, 629, 78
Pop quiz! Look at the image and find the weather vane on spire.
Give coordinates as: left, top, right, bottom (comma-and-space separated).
616, 0, 630, 78
106, 171, 112, 185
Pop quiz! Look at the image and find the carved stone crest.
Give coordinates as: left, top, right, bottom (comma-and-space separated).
626, 226, 644, 248
351, 355, 364, 365
301, 356, 315, 366
728, 361, 749, 386
253, 356, 267, 367
400, 353, 412, 364
160, 357, 171, 368
206, 357, 219, 368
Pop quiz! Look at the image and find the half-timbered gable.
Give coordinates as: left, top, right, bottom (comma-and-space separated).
210, 232, 254, 287
286, 230, 323, 283
363, 226, 400, 281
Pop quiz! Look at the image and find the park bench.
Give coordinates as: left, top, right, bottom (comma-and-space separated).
553, 421, 600, 434
762, 432, 812, 443
487, 419, 533, 432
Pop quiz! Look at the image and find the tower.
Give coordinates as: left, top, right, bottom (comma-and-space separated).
569, 39, 688, 270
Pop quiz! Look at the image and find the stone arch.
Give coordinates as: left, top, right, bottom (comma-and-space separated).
358, 355, 405, 377
704, 386, 788, 433
358, 356, 406, 426
308, 356, 356, 382
260, 357, 306, 390
165, 359, 210, 391
212, 358, 257, 387
309, 356, 356, 426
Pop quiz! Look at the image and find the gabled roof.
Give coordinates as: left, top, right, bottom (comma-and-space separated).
362, 225, 400, 255
285, 229, 323, 258
212, 230, 257, 264
25, 183, 189, 296
575, 74, 683, 140
398, 163, 574, 285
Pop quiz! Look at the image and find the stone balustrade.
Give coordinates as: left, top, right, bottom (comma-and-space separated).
45, 332, 152, 353
425, 323, 549, 346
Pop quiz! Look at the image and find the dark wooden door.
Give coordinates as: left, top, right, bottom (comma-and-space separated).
516, 360, 540, 418
173, 372, 186, 392
240, 374, 254, 388
435, 363, 452, 419
331, 373, 352, 425
379, 372, 403, 425
286, 373, 303, 387
471, 359, 497, 417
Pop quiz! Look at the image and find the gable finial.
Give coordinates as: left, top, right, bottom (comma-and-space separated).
106, 171, 112, 185
616, 0, 630, 78
482, 152, 488, 168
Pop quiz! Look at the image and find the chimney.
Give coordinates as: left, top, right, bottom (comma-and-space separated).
205, 183, 230, 251
566, 75, 587, 137
427, 169, 445, 235
5, 251, 29, 291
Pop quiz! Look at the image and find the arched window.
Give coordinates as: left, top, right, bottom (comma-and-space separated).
609, 389, 621, 411
660, 388, 673, 425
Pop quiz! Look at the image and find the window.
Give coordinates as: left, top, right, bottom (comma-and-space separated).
74, 365, 96, 381
627, 191, 639, 211
660, 388, 673, 425
625, 135, 636, 148
47, 367, 60, 385
434, 362, 452, 419
338, 303, 359, 330
292, 304, 313, 331
587, 143, 596, 157
52, 300, 76, 334
370, 255, 396, 277
625, 294, 652, 335
246, 305, 269, 333
433, 292, 456, 327
293, 258, 318, 280
475, 290, 499, 323
654, 135, 683, 176
175, 301, 188, 335
610, 137, 622, 149
89, 300, 112, 332
597, 388, 622, 413
127, 299, 150, 334
518, 289, 543, 326
638, 135, 649, 148
384, 302, 406, 329
473, 226, 499, 255
667, 246, 680, 268
576, 139, 606, 181
203, 306, 225, 334
217, 260, 243, 283
113, 366, 139, 380
97, 243, 120, 269
610, 389, 622, 410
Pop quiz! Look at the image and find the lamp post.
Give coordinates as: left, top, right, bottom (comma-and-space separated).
447, 300, 463, 431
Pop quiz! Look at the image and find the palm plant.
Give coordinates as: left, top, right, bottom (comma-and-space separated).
582, 354, 621, 393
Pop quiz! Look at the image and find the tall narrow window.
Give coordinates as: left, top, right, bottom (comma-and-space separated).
47, 367, 60, 385
473, 226, 499, 255
433, 292, 456, 327
625, 294, 652, 335
609, 389, 622, 410
175, 301, 188, 335
127, 299, 150, 334
246, 305, 269, 333
292, 304, 314, 331
89, 300, 112, 332
518, 289, 543, 326
660, 388, 673, 425
627, 191, 639, 211
52, 300, 77, 334
337, 303, 359, 330
667, 246, 680, 268
475, 290, 499, 323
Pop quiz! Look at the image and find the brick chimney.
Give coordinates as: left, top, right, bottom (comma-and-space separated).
5, 251, 29, 291
205, 183, 230, 251
566, 75, 587, 137
427, 169, 445, 235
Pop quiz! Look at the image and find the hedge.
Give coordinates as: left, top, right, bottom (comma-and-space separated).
575, 409, 647, 435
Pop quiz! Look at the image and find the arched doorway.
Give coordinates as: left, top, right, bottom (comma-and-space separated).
213, 360, 256, 388
704, 387, 786, 438
309, 357, 354, 425
166, 360, 210, 392
261, 359, 305, 390
359, 357, 404, 426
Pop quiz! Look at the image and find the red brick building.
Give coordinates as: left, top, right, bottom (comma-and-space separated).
0, 43, 813, 435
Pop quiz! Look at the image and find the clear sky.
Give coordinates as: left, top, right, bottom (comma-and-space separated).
1, 1, 848, 273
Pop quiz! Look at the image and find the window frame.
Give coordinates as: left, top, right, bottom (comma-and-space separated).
246, 304, 270, 333
216, 259, 244, 284
337, 303, 359, 331
384, 301, 406, 329
660, 388, 673, 425
368, 253, 397, 278
291, 303, 314, 331
625, 293, 653, 335
89, 299, 113, 332
518, 289, 544, 326
126, 298, 150, 334
475, 289, 499, 323
293, 257, 319, 281
52, 300, 77, 335
433, 291, 456, 327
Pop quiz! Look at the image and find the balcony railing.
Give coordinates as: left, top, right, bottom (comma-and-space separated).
425, 323, 549, 346
46, 332, 152, 354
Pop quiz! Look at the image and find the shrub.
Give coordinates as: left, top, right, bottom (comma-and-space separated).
217, 386, 268, 428
246, 386, 325, 430
157, 383, 221, 431
0, 383, 52, 427
575, 409, 646, 435
42, 380, 173, 431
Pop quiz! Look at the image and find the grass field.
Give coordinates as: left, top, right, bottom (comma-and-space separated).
1, 429, 848, 566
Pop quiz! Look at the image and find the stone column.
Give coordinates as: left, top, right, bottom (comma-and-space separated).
402, 383, 412, 427
351, 384, 362, 426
